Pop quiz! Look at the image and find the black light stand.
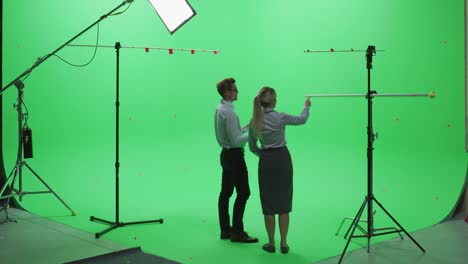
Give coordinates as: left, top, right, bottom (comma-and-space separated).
0, 80, 75, 218
337, 46, 426, 263
0, 0, 135, 220
89, 42, 163, 238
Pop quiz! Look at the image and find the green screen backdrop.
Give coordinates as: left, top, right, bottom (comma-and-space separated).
2, 1, 467, 263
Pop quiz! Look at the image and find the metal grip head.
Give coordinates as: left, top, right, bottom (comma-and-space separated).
14, 80, 24, 90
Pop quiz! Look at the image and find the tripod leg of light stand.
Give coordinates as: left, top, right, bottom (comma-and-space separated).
89, 216, 122, 238
22, 162, 76, 216
3, 185, 19, 223
90, 216, 163, 238
338, 196, 369, 264
90, 218, 163, 238
343, 196, 368, 239
336, 217, 368, 237
373, 197, 425, 253
90, 212, 120, 237
90, 216, 115, 225
0, 165, 19, 199
121, 219, 163, 226
90, 214, 119, 237
0, 166, 20, 223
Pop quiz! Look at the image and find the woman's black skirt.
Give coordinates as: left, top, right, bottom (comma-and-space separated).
258, 146, 293, 215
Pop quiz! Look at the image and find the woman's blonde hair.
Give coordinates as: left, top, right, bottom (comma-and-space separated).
252, 87, 276, 136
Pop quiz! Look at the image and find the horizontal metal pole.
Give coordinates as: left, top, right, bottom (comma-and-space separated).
304, 49, 385, 53
66, 44, 220, 53
304, 94, 365, 97
304, 91, 435, 98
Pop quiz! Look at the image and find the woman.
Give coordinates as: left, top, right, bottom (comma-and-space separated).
249, 87, 310, 254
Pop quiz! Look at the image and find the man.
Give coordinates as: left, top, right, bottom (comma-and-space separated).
215, 77, 258, 243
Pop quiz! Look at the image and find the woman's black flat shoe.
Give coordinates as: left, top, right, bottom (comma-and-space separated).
280, 245, 289, 254
262, 244, 276, 253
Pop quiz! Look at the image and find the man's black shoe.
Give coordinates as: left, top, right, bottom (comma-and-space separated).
220, 230, 231, 240
230, 231, 258, 243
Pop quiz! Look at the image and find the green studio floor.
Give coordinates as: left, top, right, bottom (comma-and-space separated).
0, 207, 466, 264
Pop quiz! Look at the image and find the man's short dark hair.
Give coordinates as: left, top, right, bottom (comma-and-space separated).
217, 78, 236, 97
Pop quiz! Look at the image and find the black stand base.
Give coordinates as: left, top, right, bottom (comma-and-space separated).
90, 216, 163, 238
338, 195, 425, 263
1, 161, 76, 218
